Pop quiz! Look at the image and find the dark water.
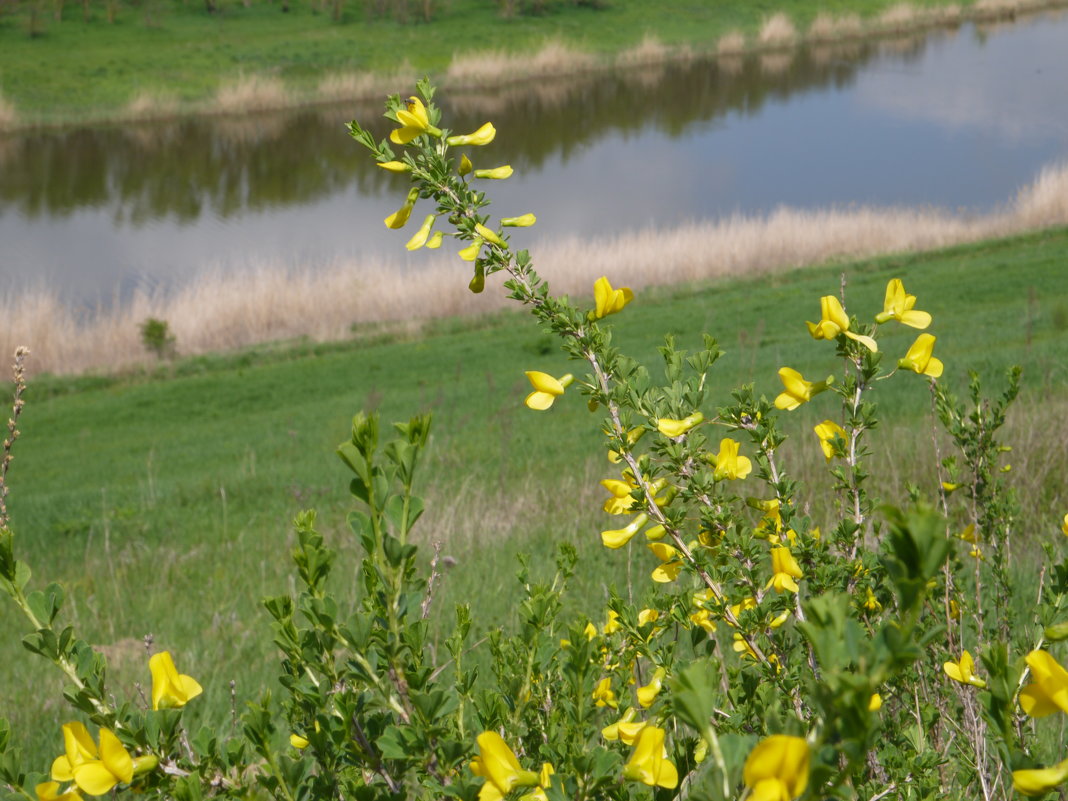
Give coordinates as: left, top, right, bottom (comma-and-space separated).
2, 10, 1067, 304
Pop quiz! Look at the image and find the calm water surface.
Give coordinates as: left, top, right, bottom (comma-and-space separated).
2, 10, 1067, 304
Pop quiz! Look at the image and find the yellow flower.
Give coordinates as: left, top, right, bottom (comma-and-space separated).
898, 333, 944, 378
868, 693, 883, 711
405, 215, 436, 251
35, 782, 82, 801
602, 709, 647, 744
957, 524, 977, 544
942, 481, 961, 492
149, 651, 203, 711
863, 587, 882, 612
689, 609, 717, 633
502, 213, 536, 227
459, 154, 473, 176
766, 547, 803, 594
748, 497, 783, 536
389, 96, 441, 144
473, 732, 540, 800
1062, 513, 1068, 537
593, 677, 618, 708
51, 724, 147, 797
608, 426, 645, 463
592, 276, 635, 319
943, 650, 986, 688
632, 670, 666, 709
426, 231, 444, 249
1013, 757, 1068, 797
603, 610, 621, 635
728, 596, 758, 625
474, 165, 513, 180
601, 475, 639, 515
474, 223, 506, 248
447, 122, 496, 147
813, 420, 848, 462
637, 608, 659, 626
769, 610, 791, 628
1020, 650, 1068, 717
376, 160, 410, 173
524, 371, 573, 411
601, 512, 649, 549
289, 733, 310, 749
648, 542, 683, 583
743, 735, 811, 801
806, 295, 877, 352
657, 412, 703, 438
384, 187, 420, 229
774, 368, 832, 411
732, 632, 757, 660
875, 278, 931, 329
622, 726, 678, 789
708, 438, 752, 481
459, 238, 483, 262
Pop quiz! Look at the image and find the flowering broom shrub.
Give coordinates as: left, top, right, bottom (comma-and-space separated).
3, 80, 1068, 801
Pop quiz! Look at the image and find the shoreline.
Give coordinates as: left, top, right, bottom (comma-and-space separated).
4, 161, 1067, 378
2, 0, 1067, 133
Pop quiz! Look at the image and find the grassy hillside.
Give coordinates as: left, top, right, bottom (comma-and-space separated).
0, 0, 1044, 126
2, 226, 1067, 763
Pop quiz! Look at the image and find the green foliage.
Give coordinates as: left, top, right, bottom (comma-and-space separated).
1, 81, 1067, 801
139, 317, 177, 360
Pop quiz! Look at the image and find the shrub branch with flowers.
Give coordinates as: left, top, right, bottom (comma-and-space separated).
2, 80, 1068, 801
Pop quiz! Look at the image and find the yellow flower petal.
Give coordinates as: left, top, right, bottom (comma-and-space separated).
743, 735, 810, 801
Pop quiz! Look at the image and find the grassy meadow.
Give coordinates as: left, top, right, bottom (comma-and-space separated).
1, 0, 1062, 127
2, 226, 1067, 764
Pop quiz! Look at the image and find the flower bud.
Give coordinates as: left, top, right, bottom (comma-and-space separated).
475, 165, 513, 180
474, 223, 506, 247
447, 122, 496, 146
502, 213, 537, 227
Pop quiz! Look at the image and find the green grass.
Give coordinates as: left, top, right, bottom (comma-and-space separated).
0, 0, 1005, 125
2, 226, 1067, 764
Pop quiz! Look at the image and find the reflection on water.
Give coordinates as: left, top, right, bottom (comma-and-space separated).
1, 9, 1067, 303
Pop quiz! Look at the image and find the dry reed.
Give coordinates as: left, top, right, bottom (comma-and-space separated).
715, 30, 747, 56
4, 162, 1068, 378
122, 91, 180, 122
0, 92, 17, 129
758, 13, 797, 49
211, 75, 291, 116
445, 40, 597, 89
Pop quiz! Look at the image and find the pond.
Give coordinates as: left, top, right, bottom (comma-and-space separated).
1, 8, 1067, 305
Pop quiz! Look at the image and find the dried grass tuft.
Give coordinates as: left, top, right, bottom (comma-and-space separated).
875, 3, 919, 34
758, 12, 797, 49
616, 35, 673, 68
123, 91, 180, 122
445, 40, 597, 89
716, 30, 747, 56
212, 75, 290, 116
972, 0, 1021, 19
0, 92, 18, 130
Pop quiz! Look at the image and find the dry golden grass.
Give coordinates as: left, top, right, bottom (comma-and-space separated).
0, 92, 18, 129
122, 91, 180, 122
211, 75, 290, 116
973, 0, 1022, 19
5, 162, 1068, 378
616, 35, 691, 70
758, 12, 797, 49
874, 3, 921, 34
715, 30, 747, 56
445, 40, 598, 89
